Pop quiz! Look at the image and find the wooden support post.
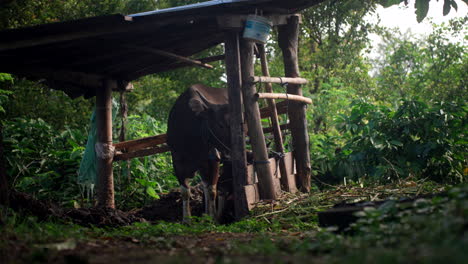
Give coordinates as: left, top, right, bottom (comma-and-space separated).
257, 44, 295, 193
278, 15, 311, 193
96, 80, 115, 209
224, 30, 249, 219
240, 39, 277, 200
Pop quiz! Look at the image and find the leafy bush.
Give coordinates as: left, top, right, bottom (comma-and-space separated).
327, 99, 467, 183
3, 118, 86, 206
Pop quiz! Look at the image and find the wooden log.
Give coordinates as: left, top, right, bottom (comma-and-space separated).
250, 76, 308, 85
224, 30, 249, 219
114, 145, 170, 161
96, 80, 115, 209
240, 38, 277, 200
278, 15, 311, 193
113, 134, 167, 152
125, 45, 214, 69
255, 93, 312, 104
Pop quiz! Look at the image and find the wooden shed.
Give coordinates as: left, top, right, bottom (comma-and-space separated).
0, 0, 324, 218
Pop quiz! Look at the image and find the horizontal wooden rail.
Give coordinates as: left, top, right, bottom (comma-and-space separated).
255, 92, 312, 104
250, 76, 308, 85
114, 144, 171, 161
113, 134, 167, 152
260, 100, 288, 118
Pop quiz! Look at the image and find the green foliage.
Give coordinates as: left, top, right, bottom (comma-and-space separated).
377, 0, 465, 22
374, 17, 467, 103
333, 99, 467, 183
3, 118, 86, 206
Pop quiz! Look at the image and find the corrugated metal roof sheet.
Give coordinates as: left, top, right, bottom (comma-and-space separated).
0, 0, 324, 98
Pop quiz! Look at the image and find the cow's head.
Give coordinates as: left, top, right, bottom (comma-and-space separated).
189, 91, 231, 154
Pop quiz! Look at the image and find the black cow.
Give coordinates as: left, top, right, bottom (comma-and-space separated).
167, 84, 231, 223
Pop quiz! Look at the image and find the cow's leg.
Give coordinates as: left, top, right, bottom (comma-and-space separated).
200, 149, 221, 219
173, 156, 197, 224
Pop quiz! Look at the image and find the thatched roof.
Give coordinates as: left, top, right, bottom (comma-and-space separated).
0, 0, 324, 98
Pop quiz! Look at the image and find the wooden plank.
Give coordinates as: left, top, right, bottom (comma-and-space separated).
125, 45, 214, 69
113, 134, 167, 151
255, 92, 312, 104
224, 30, 249, 219
260, 101, 289, 118
113, 145, 170, 161
278, 15, 311, 193
244, 184, 260, 210
250, 76, 308, 85
283, 152, 298, 193
240, 39, 276, 200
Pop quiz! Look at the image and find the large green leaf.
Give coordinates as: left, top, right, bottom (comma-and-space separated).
415, 0, 430, 22
379, 0, 405, 8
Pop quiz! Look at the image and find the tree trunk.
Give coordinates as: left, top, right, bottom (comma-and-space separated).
278, 15, 312, 192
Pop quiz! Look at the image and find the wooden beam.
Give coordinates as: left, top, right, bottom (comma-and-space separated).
250, 76, 308, 85
255, 93, 312, 104
217, 14, 301, 29
125, 45, 214, 69
240, 38, 277, 200
224, 30, 249, 220
113, 134, 167, 152
114, 145, 170, 161
278, 15, 311, 193
15, 69, 132, 92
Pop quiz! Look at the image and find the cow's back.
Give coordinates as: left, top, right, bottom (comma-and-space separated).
167, 84, 228, 159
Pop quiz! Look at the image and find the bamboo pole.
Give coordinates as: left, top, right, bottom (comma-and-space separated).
255, 93, 312, 104
96, 80, 115, 209
250, 76, 308, 85
278, 15, 311, 192
240, 39, 277, 200
224, 30, 250, 219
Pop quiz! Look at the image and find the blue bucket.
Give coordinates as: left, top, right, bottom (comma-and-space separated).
242, 15, 272, 44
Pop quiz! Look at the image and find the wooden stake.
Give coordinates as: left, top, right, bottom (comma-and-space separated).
240, 39, 277, 200
224, 30, 249, 219
278, 15, 311, 193
96, 80, 115, 209
255, 93, 312, 104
